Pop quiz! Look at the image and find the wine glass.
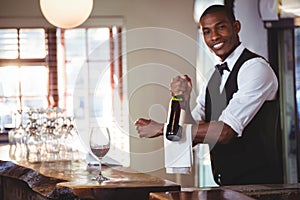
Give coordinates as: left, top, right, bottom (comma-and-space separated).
89, 127, 111, 182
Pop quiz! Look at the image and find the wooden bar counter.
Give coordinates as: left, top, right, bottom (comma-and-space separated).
150, 184, 300, 200
0, 145, 180, 200
149, 188, 255, 200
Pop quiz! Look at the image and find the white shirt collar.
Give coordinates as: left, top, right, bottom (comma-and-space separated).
222, 43, 245, 71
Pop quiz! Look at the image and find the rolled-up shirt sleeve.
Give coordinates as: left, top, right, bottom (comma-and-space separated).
219, 58, 278, 136
191, 83, 206, 122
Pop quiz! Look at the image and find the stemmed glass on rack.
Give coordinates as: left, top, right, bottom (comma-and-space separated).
89, 126, 111, 182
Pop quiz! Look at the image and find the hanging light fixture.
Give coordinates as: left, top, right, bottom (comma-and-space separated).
40, 0, 93, 29
193, 0, 224, 23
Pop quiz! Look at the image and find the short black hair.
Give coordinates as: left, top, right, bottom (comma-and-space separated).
200, 5, 236, 23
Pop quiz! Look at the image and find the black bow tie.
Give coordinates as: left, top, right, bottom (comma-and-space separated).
215, 62, 230, 75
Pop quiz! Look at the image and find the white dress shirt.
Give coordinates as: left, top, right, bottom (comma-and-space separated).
192, 44, 278, 136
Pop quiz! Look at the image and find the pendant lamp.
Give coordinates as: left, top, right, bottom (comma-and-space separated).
40, 0, 93, 29
193, 0, 224, 23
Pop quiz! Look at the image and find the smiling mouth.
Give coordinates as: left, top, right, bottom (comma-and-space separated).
212, 42, 224, 50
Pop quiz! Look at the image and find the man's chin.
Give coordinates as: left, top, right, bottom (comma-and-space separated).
213, 51, 226, 60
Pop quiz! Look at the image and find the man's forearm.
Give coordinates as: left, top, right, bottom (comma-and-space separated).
192, 121, 236, 145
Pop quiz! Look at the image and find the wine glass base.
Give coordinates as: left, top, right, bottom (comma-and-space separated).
92, 175, 110, 182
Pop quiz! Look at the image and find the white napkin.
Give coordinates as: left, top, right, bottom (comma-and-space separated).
164, 123, 193, 174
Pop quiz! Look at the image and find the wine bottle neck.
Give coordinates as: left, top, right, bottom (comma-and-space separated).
172, 95, 184, 101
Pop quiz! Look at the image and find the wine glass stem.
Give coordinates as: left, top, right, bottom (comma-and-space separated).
99, 158, 102, 175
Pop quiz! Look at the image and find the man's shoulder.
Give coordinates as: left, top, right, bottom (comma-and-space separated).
243, 48, 262, 58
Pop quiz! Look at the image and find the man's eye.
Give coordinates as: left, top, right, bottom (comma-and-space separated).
217, 25, 226, 30
203, 30, 210, 35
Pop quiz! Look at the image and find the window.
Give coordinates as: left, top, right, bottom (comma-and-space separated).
0, 28, 48, 128
57, 26, 129, 166
0, 25, 129, 166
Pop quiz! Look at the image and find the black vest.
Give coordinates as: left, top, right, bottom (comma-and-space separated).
205, 49, 283, 185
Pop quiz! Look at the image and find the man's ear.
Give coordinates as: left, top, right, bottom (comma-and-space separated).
234, 20, 241, 34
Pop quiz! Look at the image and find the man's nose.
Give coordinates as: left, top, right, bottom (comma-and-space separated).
211, 29, 220, 41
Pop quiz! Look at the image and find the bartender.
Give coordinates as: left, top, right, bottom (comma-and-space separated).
135, 5, 283, 185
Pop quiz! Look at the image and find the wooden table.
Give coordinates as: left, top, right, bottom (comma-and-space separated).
0, 145, 180, 200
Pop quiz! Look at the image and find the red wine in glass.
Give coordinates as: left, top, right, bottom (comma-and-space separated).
91, 145, 110, 159
89, 127, 111, 182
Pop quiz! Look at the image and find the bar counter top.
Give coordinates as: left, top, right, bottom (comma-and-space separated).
0, 145, 180, 200
1, 143, 300, 200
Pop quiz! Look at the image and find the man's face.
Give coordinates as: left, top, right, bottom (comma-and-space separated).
200, 11, 240, 61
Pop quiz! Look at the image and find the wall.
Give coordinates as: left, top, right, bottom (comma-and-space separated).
234, 0, 268, 58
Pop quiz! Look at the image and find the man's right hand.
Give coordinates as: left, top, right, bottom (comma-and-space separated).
170, 74, 192, 101
134, 118, 164, 138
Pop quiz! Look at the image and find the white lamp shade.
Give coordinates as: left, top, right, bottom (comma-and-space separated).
40, 0, 93, 29
193, 0, 224, 23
